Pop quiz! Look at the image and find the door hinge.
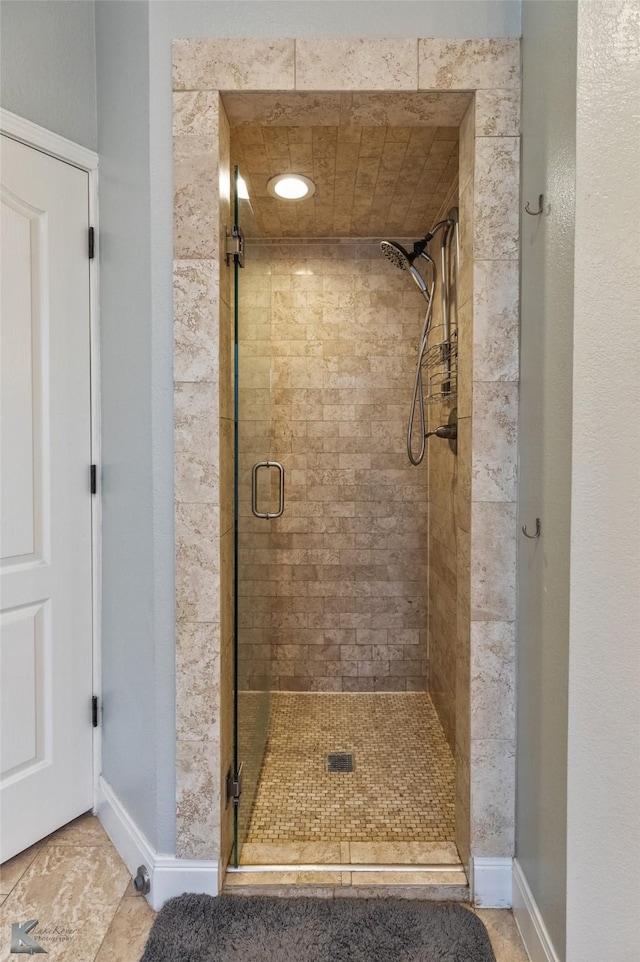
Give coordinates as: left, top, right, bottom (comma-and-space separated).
226, 763, 243, 807
225, 226, 244, 267
88, 226, 95, 260
90, 464, 97, 494
92, 695, 99, 728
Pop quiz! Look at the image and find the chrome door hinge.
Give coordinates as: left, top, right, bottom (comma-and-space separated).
90, 464, 97, 494
92, 695, 99, 728
226, 763, 243, 807
225, 226, 244, 267
88, 226, 95, 260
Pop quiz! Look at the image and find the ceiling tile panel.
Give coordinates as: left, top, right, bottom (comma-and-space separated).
232, 123, 459, 239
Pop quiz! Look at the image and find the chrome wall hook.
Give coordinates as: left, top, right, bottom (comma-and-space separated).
525, 194, 544, 216
522, 518, 541, 539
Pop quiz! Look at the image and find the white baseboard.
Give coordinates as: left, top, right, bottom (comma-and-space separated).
98, 776, 219, 911
512, 859, 560, 962
471, 857, 513, 908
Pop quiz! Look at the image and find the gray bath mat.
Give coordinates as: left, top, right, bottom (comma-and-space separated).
140, 894, 496, 962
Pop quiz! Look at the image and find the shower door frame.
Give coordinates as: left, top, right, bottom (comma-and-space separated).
172, 37, 520, 905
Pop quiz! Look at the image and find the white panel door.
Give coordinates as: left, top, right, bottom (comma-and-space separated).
0, 135, 93, 862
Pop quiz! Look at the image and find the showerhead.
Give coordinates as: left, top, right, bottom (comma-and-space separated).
380, 239, 413, 272
381, 236, 434, 299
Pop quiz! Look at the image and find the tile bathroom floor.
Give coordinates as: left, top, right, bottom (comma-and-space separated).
245, 692, 456, 845
0, 814, 152, 962
0, 813, 529, 962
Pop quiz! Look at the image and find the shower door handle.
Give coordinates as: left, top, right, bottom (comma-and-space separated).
251, 461, 285, 519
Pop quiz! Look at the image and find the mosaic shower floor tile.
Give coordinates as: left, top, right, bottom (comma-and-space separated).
244, 692, 456, 844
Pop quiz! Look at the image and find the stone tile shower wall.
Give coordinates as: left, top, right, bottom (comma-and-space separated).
238, 240, 430, 692
172, 37, 520, 889
425, 175, 462, 753
174, 92, 235, 864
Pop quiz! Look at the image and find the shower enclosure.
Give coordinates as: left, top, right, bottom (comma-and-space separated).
232, 167, 274, 861
231, 144, 462, 868
172, 43, 520, 902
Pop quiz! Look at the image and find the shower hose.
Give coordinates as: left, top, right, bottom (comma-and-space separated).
407, 279, 435, 466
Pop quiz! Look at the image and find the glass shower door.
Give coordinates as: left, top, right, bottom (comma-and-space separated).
232, 166, 275, 866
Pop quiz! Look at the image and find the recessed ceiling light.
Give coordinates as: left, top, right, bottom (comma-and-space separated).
267, 174, 316, 201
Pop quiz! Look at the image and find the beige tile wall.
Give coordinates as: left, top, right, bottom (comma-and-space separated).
236, 239, 430, 691
173, 92, 235, 866
468, 97, 519, 864
426, 176, 463, 754
454, 101, 476, 868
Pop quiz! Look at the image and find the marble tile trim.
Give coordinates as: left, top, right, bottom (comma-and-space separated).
174, 382, 219, 504
349, 842, 461, 866
419, 39, 521, 91
240, 842, 342, 866
295, 39, 418, 91
239, 840, 461, 867
470, 738, 515, 858
176, 622, 220, 741
173, 39, 295, 91
341, 881, 470, 901
174, 260, 219, 383
470, 622, 516, 743
473, 136, 520, 260
465, 76, 518, 870
173, 91, 219, 139
176, 739, 220, 860
472, 260, 519, 382
173, 38, 520, 95
470, 503, 517, 623
472, 382, 518, 503
224, 870, 469, 902
475, 89, 520, 137
174, 135, 218, 260
175, 502, 220, 624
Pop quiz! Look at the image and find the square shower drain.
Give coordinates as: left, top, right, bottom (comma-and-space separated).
327, 752, 354, 773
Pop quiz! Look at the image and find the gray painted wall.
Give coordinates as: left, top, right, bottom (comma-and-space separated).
566, 3, 640, 958
516, 1, 577, 956
0, 0, 97, 149
95, 0, 175, 852
150, 0, 520, 41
